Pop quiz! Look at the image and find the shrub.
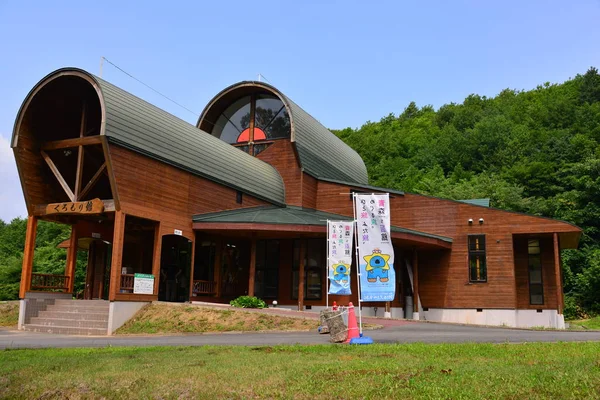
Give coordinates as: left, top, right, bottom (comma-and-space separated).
230, 296, 266, 309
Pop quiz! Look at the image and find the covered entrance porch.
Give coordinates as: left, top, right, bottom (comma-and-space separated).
191, 206, 453, 316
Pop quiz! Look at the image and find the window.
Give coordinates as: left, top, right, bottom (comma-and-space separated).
468, 235, 487, 282
211, 94, 290, 156
254, 240, 279, 299
236, 191, 243, 204
292, 239, 325, 300
528, 239, 544, 305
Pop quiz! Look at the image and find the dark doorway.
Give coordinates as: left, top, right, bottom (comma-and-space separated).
84, 239, 111, 300
159, 235, 192, 302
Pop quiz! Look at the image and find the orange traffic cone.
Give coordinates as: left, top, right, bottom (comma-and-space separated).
345, 302, 360, 343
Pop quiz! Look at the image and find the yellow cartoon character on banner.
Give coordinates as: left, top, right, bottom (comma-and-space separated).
332, 263, 350, 284
363, 248, 391, 283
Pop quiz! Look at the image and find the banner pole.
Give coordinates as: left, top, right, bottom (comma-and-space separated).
326, 220, 329, 310
352, 193, 363, 336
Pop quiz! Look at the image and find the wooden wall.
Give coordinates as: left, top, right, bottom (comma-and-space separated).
109, 145, 267, 240
315, 180, 578, 310
256, 140, 302, 206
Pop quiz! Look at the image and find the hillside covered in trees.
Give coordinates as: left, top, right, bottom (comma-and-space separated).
334, 67, 600, 318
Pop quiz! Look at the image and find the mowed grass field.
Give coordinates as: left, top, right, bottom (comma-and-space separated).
1, 342, 599, 399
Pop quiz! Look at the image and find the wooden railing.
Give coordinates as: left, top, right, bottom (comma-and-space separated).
30, 273, 69, 292
120, 274, 135, 292
192, 280, 216, 295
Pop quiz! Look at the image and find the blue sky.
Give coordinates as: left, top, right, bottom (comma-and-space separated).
1, 0, 599, 221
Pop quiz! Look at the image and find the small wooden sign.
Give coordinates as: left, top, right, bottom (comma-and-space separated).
46, 198, 104, 215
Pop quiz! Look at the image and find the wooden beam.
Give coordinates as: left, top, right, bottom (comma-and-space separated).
109, 211, 126, 301
79, 102, 87, 138
188, 234, 196, 301
79, 163, 107, 200
214, 239, 223, 298
152, 223, 162, 296
19, 216, 38, 299
40, 150, 75, 202
74, 146, 85, 200
40, 136, 103, 151
298, 239, 306, 311
553, 233, 563, 314
413, 248, 419, 314
101, 136, 120, 211
65, 225, 78, 293
248, 236, 257, 297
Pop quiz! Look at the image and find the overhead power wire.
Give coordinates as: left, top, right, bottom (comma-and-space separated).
101, 57, 200, 118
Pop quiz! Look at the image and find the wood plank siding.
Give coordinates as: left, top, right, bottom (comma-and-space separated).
109, 144, 268, 238
315, 180, 578, 310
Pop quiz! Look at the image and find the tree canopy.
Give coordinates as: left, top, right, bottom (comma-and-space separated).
333, 67, 600, 318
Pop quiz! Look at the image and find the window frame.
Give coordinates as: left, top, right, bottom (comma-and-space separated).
468, 234, 487, 283
527, 239, 544, 305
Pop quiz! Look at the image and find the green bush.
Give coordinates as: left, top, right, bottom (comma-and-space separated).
564, 295, 587, 320
230, 296, 266, 309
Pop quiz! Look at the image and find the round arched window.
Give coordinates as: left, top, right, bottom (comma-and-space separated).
211, 94, 290, 155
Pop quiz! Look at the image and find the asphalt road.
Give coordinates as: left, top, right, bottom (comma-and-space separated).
2, 323, 600, 349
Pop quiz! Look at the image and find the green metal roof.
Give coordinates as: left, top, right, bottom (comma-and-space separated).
458, 198, 490, 207
314, 177, 405, 196
281, 95, 369, 184
198, 81, 369, 185
14, 68, 286, 205
193, 206, 452, 243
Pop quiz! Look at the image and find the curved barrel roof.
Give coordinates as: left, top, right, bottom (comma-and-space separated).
12, 68, 286, 205
198, 81, 369, 185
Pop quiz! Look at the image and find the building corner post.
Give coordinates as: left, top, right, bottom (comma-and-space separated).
19, 216, 38, 299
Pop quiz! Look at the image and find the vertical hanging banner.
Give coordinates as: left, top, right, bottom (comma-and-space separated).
354, 194, 396, 301
327, 220, 354, 295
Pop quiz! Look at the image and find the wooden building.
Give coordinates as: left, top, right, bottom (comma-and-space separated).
12, 68, 581, 334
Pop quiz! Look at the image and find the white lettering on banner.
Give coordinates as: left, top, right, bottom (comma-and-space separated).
327, 221, 354, 295
354, 194, 396, 301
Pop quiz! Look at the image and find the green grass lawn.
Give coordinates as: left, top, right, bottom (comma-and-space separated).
0, 302, 19, 327
1, 342, 599, 399
569, 316, 600, 330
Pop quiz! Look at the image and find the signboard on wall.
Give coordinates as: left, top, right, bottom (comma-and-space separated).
46, 198, 104, 215
133, 273, 155, 295
354, 193, 396, 301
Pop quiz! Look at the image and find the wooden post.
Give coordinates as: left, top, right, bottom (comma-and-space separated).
553, 233, 563, 314
65, 225, 78, 294
19, 216, 38, 299
188, 234, 196, 301
214, 239, 223, 298
109, 211, 126, 301
152, 223, 162, 296
413, 248, 419, 314
248, 236, 257, 297
298, 239, 306, 311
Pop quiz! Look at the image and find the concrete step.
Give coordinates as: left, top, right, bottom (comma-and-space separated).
29, 317, 108, 329
54, 299, 109, 306
38, 310, 109, 321
49, 305, 110, 313
23, 324, 107, 336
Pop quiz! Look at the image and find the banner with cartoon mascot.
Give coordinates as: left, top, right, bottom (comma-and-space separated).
327, 220, 354, 295
354, 194, 396, 301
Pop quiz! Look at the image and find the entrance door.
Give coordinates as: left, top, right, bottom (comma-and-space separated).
85, 240, 111, 300
159, 235, 192, 302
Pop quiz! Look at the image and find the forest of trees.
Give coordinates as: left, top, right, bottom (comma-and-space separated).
333, 67, 600, 319
1, 67, 598, 319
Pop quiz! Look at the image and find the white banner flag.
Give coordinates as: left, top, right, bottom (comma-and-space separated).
354, 194, 396, 301
327, 220, 354, 295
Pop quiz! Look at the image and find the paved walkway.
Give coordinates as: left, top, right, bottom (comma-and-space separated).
2, 323, 600, 349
